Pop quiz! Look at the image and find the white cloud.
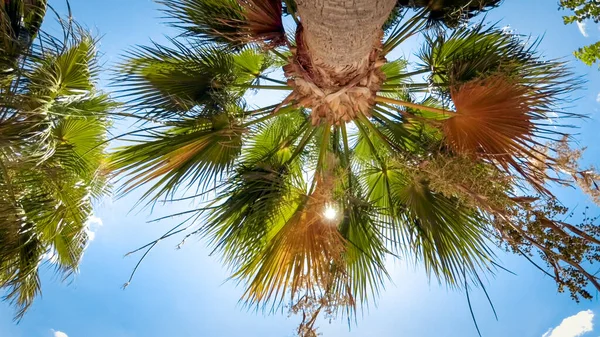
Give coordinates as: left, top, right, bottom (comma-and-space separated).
577, 21, 589, 37
52, 330, 69, 337
85, 214, 103, 242
87, 215, 103, 227
596, 92, 600, 103
542, 310, 594, 337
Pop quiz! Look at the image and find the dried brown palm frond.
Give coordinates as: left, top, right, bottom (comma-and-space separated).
238, 0, 285, 46
241, 176, 350, 308
443, 74, 551, 191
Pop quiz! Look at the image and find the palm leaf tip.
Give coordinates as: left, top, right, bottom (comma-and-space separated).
395, 179, 495, 286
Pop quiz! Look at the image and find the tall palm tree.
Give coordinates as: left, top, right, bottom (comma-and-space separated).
111, 0, 599, 333
0, 1, 114, 320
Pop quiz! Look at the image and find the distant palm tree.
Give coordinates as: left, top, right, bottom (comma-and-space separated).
111, 0, 598, 333
0, 1, 113, 319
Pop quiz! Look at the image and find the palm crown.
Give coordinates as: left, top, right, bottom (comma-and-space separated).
110, 0, 600, 333
0, 1, 114, 319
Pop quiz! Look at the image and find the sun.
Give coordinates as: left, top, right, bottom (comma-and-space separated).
323, 206, 338, 221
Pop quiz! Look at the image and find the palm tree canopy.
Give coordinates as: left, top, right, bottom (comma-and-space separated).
110, 0, 598, 334
0, 5, 114, 319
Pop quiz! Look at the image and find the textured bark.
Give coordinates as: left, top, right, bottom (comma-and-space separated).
295, 0, 397, 68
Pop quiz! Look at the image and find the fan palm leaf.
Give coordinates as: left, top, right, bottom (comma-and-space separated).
416, 26, 580, 191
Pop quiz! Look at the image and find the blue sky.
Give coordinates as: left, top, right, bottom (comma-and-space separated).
2, 1, 600, 336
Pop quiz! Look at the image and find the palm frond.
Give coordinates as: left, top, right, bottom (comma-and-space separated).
159, 0, 285, 48
243, 106, 309, 165
419, 25, 580, 191
0, 228, 44, 320
28, 34, 99, 98
337, 173, 388, 309
382, 9, 427, 54
240, 188, 347, 308
0, 0, 47, 76
115, 40, 246, 120
204, 161, 303, 286
397, 0, 502, 28
391, 178, 495, 287
443, 75, 543, 188
110, 114, 244, 203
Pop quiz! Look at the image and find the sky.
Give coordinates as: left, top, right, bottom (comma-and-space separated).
2, 0, 600, 336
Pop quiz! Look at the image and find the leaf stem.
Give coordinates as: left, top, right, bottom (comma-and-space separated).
384, 68, 430, 82
375, 96, 455, 116
258, 75, 288, 85
234, 84, 292, 90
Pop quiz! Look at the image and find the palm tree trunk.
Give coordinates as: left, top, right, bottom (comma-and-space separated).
295, 0, 397, 68
286, 0, 397, 124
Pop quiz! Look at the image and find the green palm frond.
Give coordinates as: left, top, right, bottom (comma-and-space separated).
337, 174, 388, 309
116, 40, 238, 119
159, 0, 285, 48
391, 178, 494, 286
380, 58, 411, 86
418, 25, 530, 86
0, 228, 44, 320
160, 0, 245, 45
51, 108, 112, 197
417, 25, 577, 94
110, 114, 244, 202
28, 34, 99, 98
205, 162, 303, 285
200, 112, 310, 269
243, 107, 309, 165
233, 47, 278, 85
115, 40, 276, 120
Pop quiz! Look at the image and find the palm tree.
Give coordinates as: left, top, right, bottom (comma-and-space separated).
111, 0, 599, 334
0, 1, 114, 320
